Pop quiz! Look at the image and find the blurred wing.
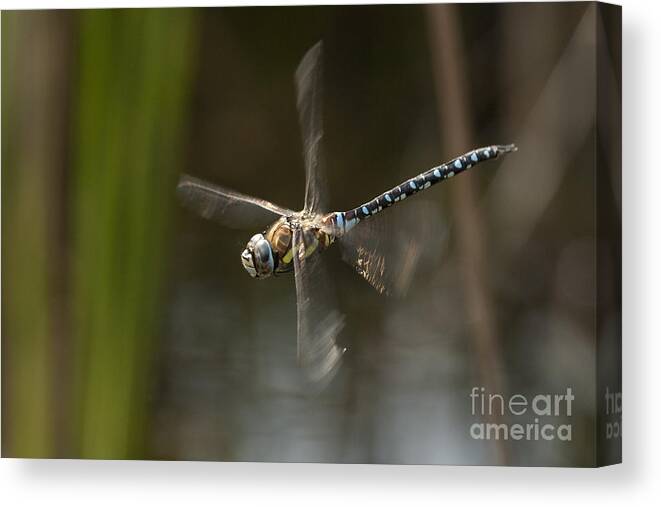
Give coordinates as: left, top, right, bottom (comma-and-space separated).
177, 174, 295, 230
292, 227, 345, 385
339, 199, 448, 297
295, 41, 326, 214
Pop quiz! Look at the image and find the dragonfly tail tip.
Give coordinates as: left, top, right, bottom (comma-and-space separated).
499, 143, 518, 154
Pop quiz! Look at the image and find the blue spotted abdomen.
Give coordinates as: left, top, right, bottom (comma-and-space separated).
331, 144, 516, 235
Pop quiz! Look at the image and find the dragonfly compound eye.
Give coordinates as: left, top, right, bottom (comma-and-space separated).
242, 234, 274, 278
240, 248, 257, 278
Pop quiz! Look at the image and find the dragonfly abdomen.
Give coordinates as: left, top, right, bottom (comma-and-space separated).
332, 144, 516, 235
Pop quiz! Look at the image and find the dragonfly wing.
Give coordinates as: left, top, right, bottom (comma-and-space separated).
292, 227, 345, 385
295, 41, 327, 214
338, 199, 448, 297
177, 174, 295, 230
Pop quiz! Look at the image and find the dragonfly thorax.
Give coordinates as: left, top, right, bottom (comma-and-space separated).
241, 215, 336, 279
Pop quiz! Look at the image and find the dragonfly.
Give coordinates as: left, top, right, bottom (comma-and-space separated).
177, 42, 517, 385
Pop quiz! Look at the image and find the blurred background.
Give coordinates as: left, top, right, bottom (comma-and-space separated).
2, 3, 620, 465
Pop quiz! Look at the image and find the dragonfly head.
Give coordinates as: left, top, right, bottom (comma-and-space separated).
241, 233, 275, 278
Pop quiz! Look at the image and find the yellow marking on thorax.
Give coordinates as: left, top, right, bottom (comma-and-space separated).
282, 238, 319, 264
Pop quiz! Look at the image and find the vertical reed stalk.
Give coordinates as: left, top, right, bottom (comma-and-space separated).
426, 3, 508, 464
